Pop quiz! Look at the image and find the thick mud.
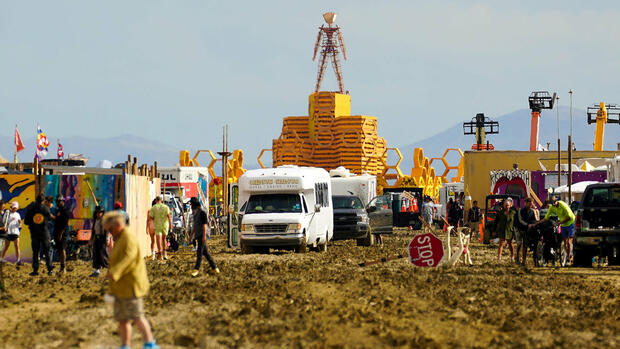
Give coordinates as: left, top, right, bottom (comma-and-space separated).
0, 230, 618, 348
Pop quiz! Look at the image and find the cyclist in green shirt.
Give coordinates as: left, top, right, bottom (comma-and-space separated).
536, 196, 575, 263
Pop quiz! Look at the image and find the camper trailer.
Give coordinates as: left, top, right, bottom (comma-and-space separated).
238, 166, 333, 253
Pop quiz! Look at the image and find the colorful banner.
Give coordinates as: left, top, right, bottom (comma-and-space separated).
43, 174, 118, 232
0, 175, 36, 262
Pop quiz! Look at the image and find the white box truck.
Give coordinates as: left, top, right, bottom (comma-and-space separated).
238, 165, 333, 253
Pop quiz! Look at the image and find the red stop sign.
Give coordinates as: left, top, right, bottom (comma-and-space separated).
408, 233, 444, 267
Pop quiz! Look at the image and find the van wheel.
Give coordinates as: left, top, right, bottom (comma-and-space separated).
296, 232, 307, 253
240, 241, 253, 254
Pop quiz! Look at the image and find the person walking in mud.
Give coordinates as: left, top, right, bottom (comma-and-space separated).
146, 199, 157, 260
24, 194, 53, 276
149, 196, 172, 261
189, 197, 219, 277
90, 206, 110, 277
103, 211, 159, 349
465, 200, 482, 239
53, 197, 70, 274
422, 196, 434, 226
1, 202, 23, 265
493, 198, 516, 262
515, 198, 537, 266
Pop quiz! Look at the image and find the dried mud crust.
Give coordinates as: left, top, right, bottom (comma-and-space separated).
0, 230, 618, 348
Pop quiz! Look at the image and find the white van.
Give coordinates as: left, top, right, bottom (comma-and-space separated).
238, 166, 333, 253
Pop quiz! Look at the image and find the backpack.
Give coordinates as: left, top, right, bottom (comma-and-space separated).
0, 209, 9, 229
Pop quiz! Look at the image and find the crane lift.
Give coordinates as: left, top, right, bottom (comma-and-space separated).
463, 113, 499, 150
528, 91, 556, 151
587, 102, 620, 151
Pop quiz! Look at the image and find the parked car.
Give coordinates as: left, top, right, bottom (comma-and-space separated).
574, 183, 620, 266
332, 195, 372, 246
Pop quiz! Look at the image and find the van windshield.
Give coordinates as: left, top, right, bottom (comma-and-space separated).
246, 194, 302, 214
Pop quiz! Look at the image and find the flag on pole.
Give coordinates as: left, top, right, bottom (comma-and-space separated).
36, 125, 50, 160
14, 126, 25, 152
57, 140, 64, 159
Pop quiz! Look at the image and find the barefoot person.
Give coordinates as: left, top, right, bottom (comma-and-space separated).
146, 199, 156, 259
189, 197, 219, 277
493, 198, 516, 262
149, 196, 172, 260
103, 211, 159, 349
1, 202, 22, 265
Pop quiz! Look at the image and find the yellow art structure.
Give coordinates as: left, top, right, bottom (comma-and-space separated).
378, 147, 462, 199
179, 149, 246, 203
272, 91, 387, 176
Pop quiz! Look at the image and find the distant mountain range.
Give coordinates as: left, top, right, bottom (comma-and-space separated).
2, 107, 619, 171
0, 134, 179, 167
398, 107, 620, 170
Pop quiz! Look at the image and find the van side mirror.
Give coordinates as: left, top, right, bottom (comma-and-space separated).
314, 204, 321, 212
367, 206, 377, 213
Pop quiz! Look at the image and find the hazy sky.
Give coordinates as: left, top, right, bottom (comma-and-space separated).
2, 1, 620, 159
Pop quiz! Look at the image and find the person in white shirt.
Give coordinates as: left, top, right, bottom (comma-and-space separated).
2, 201, 22, 265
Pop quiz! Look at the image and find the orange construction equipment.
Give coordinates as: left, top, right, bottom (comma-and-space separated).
401, 199, 407, 212
527, 91, 556, 151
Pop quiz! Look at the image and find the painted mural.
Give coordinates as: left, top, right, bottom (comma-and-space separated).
43, 174, 118, 232
0, 175, 36, 262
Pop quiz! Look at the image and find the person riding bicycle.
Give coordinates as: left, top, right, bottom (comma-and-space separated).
535, 196, 575, 264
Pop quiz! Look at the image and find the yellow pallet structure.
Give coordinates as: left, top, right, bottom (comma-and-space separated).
272, 91, 387, 177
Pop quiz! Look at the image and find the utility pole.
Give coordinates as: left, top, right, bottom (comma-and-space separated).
556, 94, 561, 187
217, 125, 232, 235
568, 90, 573, 202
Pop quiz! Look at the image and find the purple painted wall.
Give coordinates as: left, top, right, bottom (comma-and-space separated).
531, 171, 607, 203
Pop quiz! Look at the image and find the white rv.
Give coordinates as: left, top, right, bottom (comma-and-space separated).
329, 166, 377, 206
238, 166, 333, 253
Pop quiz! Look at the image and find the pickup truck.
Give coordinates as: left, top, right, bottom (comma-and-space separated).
332, 195, 372, 246
574, 183, 620, 266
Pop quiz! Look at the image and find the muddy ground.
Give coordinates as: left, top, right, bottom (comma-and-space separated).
0, 229, 618, 348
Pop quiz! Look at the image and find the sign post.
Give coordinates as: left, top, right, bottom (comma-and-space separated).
408, 233, 444, 267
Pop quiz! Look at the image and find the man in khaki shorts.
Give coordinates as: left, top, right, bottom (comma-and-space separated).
104, 211, 159, 349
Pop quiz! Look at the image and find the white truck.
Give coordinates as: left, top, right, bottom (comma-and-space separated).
238, 165, 333, 253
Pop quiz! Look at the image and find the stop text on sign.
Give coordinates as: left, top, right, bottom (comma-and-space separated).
408, 233, 444, 267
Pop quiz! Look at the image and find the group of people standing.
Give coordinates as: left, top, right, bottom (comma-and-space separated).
487, 196, 575, 265
0, 195, 71, 276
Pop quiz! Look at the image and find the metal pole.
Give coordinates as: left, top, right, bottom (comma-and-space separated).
568, 90, 573, 202
556, 94, 561, 187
